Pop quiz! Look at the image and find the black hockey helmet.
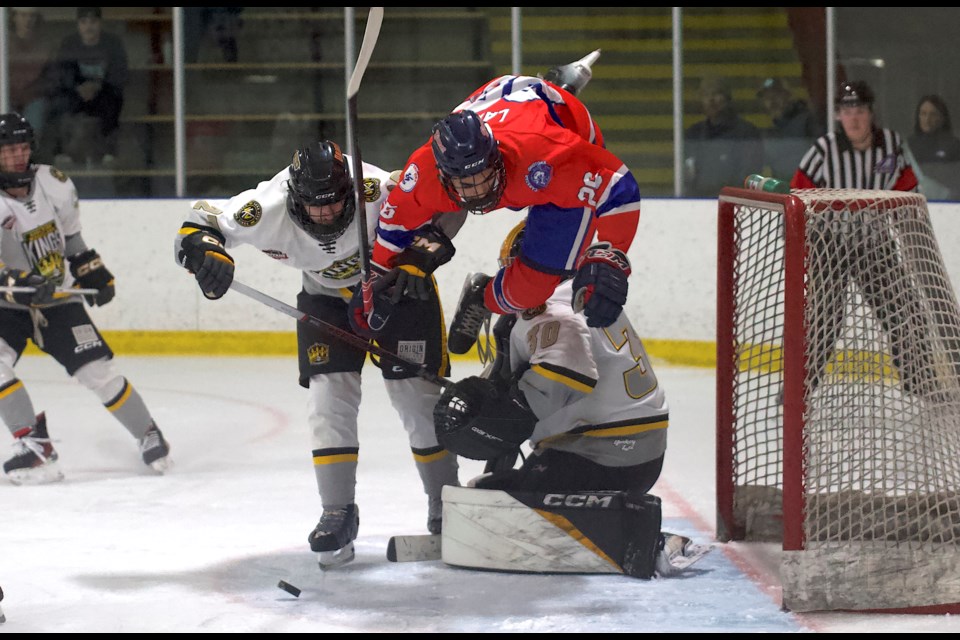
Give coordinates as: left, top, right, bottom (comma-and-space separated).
431, 110, 506, 215
0, 112, 38, 191
836, 80, 875, 109
286, 140, 356, 243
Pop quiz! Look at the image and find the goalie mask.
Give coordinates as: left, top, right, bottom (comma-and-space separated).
0, 112, 38, 191
286, 140, 357, 243
432, 110, 506, 215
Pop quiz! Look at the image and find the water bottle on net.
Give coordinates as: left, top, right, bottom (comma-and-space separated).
744, 174, 790, 194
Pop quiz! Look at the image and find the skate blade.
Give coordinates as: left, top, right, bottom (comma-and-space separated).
6, 461, 65, 486
317, 542, 355, 570
148, 456, 173, 474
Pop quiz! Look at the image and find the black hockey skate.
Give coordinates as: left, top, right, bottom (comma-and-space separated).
139, 423, 172, 472
308, 504, 359, 570
3, 412, 64, 486
448, 273, 492, 355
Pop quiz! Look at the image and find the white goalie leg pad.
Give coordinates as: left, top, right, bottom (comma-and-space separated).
440, 485, 628, 575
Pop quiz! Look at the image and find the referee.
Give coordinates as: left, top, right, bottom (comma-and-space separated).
790, 80, 937, 399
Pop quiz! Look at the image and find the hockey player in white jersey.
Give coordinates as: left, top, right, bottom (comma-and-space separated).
0, 112, 171, 485
174, 140, 459, 569
434, 219, 675, 578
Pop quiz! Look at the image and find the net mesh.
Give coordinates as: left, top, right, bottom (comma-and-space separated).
724, 188, 960, 611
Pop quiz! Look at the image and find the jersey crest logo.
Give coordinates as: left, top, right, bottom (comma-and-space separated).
261, 249, 288, 260
319, 252, 361, 280
525, 161, 553, 192
875, 154, 897, 174
235, 201, 262, 227
307, 342, 330, 365
363, 177, 381, 203
49, 166, 68, 183
400, 164, 419, 192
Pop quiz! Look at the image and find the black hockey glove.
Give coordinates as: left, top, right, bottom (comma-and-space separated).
447, 272, 492, 355
390, 225, 456, 302
1, 268, 55, 306
348, 266, 401, 339
572, 242, 631, 328
434, 375, 536, 461
69, 248, 115, 306
177, 224, 235, 300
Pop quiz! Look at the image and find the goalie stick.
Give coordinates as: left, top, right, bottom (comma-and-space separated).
387, 534, 441, 563
346, 7, 385, 316
386, 532, 716, 573
228, 279, 452, 388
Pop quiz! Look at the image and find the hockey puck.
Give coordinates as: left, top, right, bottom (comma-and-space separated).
277, 580, 301, 598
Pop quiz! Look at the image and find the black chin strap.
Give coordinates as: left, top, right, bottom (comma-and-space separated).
0, 165, 36, 191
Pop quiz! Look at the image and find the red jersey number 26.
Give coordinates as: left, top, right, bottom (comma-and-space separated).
578, 172, 603, 208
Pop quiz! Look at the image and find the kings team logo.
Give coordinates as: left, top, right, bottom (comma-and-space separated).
308, 343, 330, 365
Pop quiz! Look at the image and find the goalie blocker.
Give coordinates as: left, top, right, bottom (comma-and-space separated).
440, 485, 662, 578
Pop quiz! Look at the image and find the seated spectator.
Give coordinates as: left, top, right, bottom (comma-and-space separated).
684, 75, 763, 197
908, 95, 960, 200
8, 8, 54, 140
43, 7, 128, 167
756, 77, 824, 181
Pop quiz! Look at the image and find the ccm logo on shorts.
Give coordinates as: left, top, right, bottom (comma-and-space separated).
72, 324, 103, 354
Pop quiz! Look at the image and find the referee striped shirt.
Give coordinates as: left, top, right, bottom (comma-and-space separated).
791, 127, 918, 191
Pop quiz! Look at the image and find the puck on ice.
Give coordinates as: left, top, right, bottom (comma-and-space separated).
277, 580, 301, 597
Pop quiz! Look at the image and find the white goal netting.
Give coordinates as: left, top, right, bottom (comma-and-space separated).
719, 188, 960, 612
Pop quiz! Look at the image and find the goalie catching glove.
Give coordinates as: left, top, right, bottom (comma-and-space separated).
69, 249, 115, 306
572, 241, 630, 328
389, 225, 456, 302
1, 268, 55, 306
177, 223, 235, 300
433, 375, 536, 461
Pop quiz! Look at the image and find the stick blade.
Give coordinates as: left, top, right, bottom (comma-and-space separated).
387, 534, 442, 562
347, 7, 384, 98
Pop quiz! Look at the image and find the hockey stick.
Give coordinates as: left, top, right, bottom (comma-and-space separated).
0, 286, 99, 297
228, 279, 452, 388
347, 7, 384, 316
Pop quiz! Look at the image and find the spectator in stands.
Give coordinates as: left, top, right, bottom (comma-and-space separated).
756, 77, 824, 182
909, 95, 960, 164
8, 8, 54, 142
906, 95, 960, 200
683, 75, 763, 197
43, 7, 128, 168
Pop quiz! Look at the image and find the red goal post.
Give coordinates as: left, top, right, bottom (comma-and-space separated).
716, 186, 960, 613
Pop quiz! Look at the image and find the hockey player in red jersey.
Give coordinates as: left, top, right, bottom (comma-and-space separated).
362, 51, 642, 334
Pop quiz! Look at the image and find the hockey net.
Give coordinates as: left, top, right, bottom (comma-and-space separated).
716, 187, 960, 613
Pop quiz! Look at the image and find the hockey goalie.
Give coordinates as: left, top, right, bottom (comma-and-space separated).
430, 219, 709, 578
